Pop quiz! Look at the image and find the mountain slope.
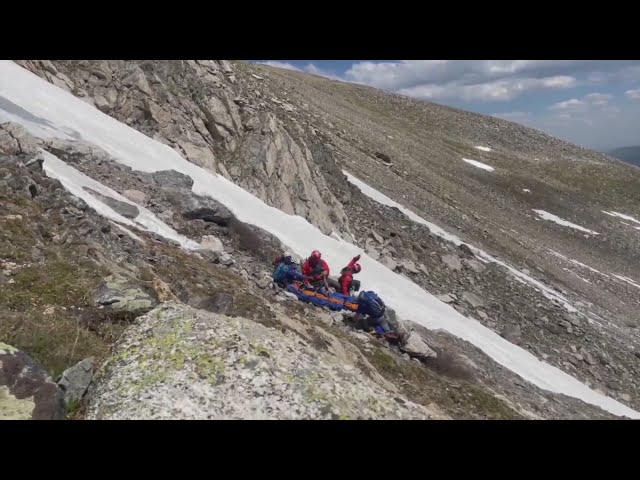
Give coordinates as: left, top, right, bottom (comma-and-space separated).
2, 60, 639, 419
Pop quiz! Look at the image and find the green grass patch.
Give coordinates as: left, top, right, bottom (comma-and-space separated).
0, 309, 118, 378
0, 260, 100, 310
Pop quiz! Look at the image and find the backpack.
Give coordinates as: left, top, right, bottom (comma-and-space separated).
358, 291, 385, 318
273, 263, 288, 283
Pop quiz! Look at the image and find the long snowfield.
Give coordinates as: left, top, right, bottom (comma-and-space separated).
1, 60, 638, 419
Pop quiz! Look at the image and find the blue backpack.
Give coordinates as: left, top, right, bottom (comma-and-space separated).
273, 263, 289, 283
357, 291, 385, 318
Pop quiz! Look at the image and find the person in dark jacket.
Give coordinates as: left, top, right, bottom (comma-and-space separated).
354, 290, 392, 333
339, 254, 361, 296
301, 250, 331, 289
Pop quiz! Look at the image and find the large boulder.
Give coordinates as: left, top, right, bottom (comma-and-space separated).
86, 302, 437, 420
400, 332, 438, 361
0, 342, 66, 420
0, 122, 40, 157
175, 192, 234, 226
94, 273, 158, 314
152, 170, 194, 190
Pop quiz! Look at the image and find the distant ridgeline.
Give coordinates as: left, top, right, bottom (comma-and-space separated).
608, 146, 640, 167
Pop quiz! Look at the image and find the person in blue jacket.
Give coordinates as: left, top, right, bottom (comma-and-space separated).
354, 290, 392, 333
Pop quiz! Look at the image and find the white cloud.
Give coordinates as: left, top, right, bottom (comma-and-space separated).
398, 76, 575, 102
342, 61, 580, 102
548, 98, 587, 112
548, 93, 613, 114
626, 89, 640, 100
584, 93, 612, 106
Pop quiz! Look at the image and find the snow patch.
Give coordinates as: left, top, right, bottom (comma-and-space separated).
474, 146, 492, 152
1, 60, 638, 419
523, 189, 531, 193
562, 267, 592, 284
42, 151, 200, 250
602, 211, 640, 226
110, 221, 145, 243
462, 158, 495, 172
533, 210, 599, 235
612, 274, 640, 290
549, 250, 609, 278
345, 171, 577, 312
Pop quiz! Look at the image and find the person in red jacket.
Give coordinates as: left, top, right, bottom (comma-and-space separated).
339, 254, 361, 296
302, 250, 331, 289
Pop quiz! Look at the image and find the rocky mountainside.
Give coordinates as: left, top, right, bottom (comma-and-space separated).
1, 60, 639, 419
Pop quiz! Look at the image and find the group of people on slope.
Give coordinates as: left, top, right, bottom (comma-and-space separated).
301, 249, 361, 296
273, 250, 395, 338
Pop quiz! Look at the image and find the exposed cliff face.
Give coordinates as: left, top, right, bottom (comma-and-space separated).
15, 60, 351, 236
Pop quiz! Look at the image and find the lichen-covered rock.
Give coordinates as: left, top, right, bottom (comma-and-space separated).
94, 273, 158, 314
57, 358, 95, 405
0, 342, 66, 420
86, 302, 437, 419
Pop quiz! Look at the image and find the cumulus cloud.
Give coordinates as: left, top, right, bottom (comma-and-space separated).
340, 61, 584, 102
626, 89, 640, 100
398, 76, 576, 102
548, 93, 613, 115
548, 98, 587, 112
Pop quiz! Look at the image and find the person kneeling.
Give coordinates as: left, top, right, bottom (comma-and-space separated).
354, 290, 392, 334
302, 250, 332, 292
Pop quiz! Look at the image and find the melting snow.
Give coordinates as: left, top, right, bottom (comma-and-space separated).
562, 267, 592, 284
42, 151, 200, 250
344, 171, 577, 312
462, 158, 495, 172
612, 275, 640, 290
523, 189, 531, 193
549, 250, 610, 278
602, 211, 640, 226
110, 221, 145, 243
1, 60, 638, 419
533, 210, 599, 235
474, 146, 492, 152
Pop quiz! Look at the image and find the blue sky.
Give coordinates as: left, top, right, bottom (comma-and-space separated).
256, 61, 640, 150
